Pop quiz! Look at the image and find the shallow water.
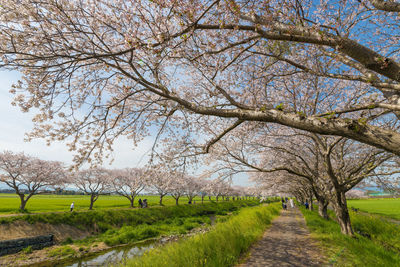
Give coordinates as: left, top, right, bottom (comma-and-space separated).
48, 215, 217, 267
60, 242, 154, 267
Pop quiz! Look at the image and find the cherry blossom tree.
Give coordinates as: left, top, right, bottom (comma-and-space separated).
147, 168, 174, 206
230, 185, 245, 201
207, 179, 231, 201
198, 179, 210, 204
2, 0, 400, 171
0, 151, 66, 210
168, 172, 186, 205
204, 121, 394, 235
74, 168, 110, 210
183, 175, 201, 204
110, 168, 147, 208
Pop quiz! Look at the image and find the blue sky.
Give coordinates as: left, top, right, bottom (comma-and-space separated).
0, 71, 250, 186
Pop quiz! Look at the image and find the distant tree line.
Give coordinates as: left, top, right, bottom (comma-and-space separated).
0, 151, 261, 211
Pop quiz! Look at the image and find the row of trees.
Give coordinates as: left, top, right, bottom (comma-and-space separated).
202, 125, 398, 235
0, 151, 258, 210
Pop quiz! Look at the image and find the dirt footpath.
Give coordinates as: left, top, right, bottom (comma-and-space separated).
238, 207, 325, 267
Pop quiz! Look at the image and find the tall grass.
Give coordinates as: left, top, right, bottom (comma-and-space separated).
122, 203, 281, 267
300, 206, 400, 266
101, 215, 211, 246
351, 211, 400, 254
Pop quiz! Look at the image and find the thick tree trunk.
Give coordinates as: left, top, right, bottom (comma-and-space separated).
317, 199, 329, 220
332, 191, 354, 236
201, 195, 204, 204
130, 197, 135, 208
159, 195, 164, 205
216, 196, 219, 202
19, 194, 27, 210
308, 189, 314, 210
89, 196, 95, 210
175, 197, 179, 205
312, 186, 329, 219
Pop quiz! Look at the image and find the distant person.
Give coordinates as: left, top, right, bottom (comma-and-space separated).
282, 201, 287, 210
305, 201, 309, 209
285, 197, 288, 202
188, 200, 192, 204
70, 202, 74, 212
138, 198, 143, 208
289, 199, 294, 208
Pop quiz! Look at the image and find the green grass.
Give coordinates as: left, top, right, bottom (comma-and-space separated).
0, 193, 226, 214
48, 245, 76, 257
0, 200, 261, 231
121, 203, 281, 267
348, 198, 400, 220
101, 215, 211, 246
300, 206, 400, 266
21, 245, 33, 254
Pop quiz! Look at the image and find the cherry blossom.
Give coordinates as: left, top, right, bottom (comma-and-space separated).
0, 151, 66, 210
109, 168, 147, 207
0, 0, 399, 169
73, 168, 110, 210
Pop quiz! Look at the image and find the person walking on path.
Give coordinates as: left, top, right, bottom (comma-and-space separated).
289, 198, 294, 209
138, 198, 143, 208
70, 202, 74, 212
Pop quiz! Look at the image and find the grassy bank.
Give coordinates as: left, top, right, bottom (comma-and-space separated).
0, 200, 261, 233
1, 201, 273, 267
300, 206, 400, 266
121, 203, 281, 267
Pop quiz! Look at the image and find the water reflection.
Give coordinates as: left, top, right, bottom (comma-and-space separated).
63, 243, 154, 267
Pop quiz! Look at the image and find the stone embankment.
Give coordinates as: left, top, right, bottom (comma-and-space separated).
0, 234, 54, 256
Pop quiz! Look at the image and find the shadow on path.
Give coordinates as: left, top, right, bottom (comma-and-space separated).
238, 207, 324, 267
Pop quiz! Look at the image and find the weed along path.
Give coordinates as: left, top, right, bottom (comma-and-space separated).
238, 207, 324, 267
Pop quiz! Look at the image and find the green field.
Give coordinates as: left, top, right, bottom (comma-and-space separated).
0, 193, 221, 214
348, 198, 400, 220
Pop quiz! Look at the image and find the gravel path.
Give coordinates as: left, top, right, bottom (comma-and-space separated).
238, 207, 325, 267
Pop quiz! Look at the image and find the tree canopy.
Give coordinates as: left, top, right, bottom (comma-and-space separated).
1, 0, 400, 166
